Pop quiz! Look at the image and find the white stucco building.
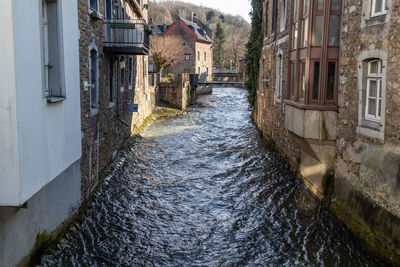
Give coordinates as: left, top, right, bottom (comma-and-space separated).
0, 0, 81, 265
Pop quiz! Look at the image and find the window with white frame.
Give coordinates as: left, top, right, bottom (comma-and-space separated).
90, 48, 99, 108
89, 0, 98, 11
41, 0, 65, 99
365, 59, 383, 122
371, 0, 386, 17
185, 54, 190, 61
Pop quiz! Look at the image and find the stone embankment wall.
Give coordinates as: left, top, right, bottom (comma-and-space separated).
159, 74, 190, 110
330, 0, 400, 263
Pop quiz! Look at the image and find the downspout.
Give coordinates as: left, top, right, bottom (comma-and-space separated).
116, 55, 130, 127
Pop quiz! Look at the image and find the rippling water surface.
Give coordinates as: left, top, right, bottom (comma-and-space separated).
41, 87, 382, 266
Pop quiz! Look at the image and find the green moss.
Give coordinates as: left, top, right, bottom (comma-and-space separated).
331, 199, 400, 266
27, 231, 52, 266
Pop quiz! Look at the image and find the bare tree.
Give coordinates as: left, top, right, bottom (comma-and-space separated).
224, 31, 247, 67
150, 35, 184, 73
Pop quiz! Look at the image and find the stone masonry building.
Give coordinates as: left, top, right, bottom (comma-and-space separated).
256, 0, 400, 263
79, 0, 154, 202
162, 16, 213, 82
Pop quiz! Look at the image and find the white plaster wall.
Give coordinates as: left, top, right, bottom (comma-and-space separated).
0, 0, 21, 206
1, 0, 81, 206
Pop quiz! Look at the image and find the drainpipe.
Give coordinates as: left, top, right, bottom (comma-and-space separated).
116, 55, 130, 127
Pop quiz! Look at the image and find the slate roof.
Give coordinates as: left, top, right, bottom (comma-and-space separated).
180, 18, 213, 43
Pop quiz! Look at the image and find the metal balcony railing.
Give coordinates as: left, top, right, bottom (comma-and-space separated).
103, 19, 149, 55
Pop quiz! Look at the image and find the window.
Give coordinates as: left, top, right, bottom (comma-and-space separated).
290, 63, 296, 99
287, 0, 341, 108
365, 59, 383, 121
185, 54, 190, 61
272, 0, 278, 35
372, 0, 386, 17
276, 53, 283, 100
299, 61, 306, 100
312, 61, 320, 100
89, 0, 98, 11
120, 56, 125, 91
109, 59, 115, 103
204, 52, 206, 61
105, 0, 112, 19
90, 48, 98, 108
198, 51, 200, 61
41, 0, 65, 99
265, 1, 269, 36
280, 0, 288, 31
198, 67, 200, 74
326, 62, 336, 100
313, 15, 323, 46
128, 57, 134, 89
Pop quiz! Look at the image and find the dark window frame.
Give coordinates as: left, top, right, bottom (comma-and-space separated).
287, 0, 341, 109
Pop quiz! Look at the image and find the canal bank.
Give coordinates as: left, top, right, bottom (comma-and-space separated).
40, 88, 382, 266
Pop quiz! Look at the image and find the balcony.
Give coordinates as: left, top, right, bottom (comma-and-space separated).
103, 19, 149, 55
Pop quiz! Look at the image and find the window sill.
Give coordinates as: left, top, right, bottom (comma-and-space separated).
365, 13, 387, 27
90, 108, 99, 116
47, 96, 66, 103
284, 100, 338, 111
89, 9, 104, 20
357, 125, 384, 140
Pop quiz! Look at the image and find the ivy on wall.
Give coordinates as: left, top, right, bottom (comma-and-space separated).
245, 0, 263, 108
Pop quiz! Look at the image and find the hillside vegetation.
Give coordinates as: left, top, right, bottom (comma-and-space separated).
149, 0, 250, 68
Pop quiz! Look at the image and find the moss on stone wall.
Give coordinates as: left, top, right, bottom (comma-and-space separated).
330, 192, 400, 266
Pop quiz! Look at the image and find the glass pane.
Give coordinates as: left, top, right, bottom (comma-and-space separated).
292, 23, 298, 49
328, 15, 340, 46
314, 16, 323, 46
379, 80, 382, 98
294, 0, 299, 20
326, 62, 336, 100
312, 61, 320, 100
300, 62, 306, 99
369, 80, 377, 97
290, 63, 296, 98
368, 99, 376, 116
318, 0, 324, 10
265, 1, 269, 35
369, 60, 378, 74
331, 0, 340, 10
378, 99, 382, 117
375, 0, 383, 13
302, 19, 309, 47
303, 0, 310, 15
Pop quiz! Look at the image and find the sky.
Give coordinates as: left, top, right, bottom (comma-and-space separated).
154, 0, 252, 23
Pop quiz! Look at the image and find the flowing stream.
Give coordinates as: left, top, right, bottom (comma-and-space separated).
41, 87, 382, 266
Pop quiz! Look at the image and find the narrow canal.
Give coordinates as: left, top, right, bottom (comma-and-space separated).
41, 87, 381, 266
